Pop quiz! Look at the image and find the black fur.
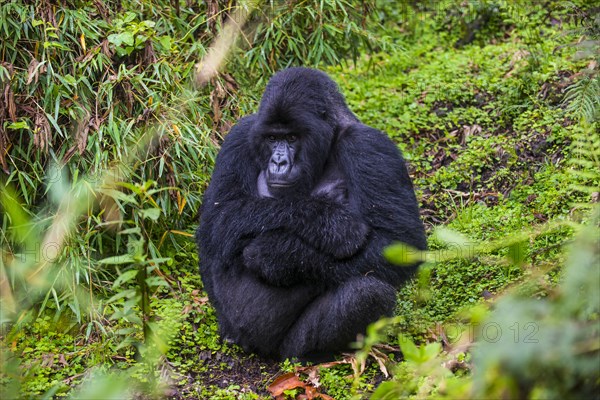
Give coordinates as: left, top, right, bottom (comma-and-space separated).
196, 67, 426, 361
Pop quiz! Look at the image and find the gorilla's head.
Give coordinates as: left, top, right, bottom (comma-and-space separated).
250, 68, 357, 198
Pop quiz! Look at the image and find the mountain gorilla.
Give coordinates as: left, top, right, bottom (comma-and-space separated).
196, 67, 426, 361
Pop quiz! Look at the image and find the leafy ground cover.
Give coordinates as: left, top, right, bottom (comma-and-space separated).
1, 1, 598, 399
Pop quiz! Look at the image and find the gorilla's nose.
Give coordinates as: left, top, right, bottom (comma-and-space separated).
270, 154, 289, 174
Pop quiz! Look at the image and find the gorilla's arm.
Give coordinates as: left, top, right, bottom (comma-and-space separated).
242, 229, 399, 286
337, 124, 427, 252
199, 117, 369, 261
204, 196, 368, 258
242, 124, 427, 288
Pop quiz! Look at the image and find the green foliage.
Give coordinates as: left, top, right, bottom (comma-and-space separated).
1, 0, 599, 398
0, 1, 221, 341
0, 0, 384, 327
357, 4, 599, 398
106, 12, 169, 57
0, 0, 218, 224
367, 208, 599, 399
567, 126, 600, 206
242, 0, 381, 79
561, 2, 599, 124
370, 334, 448, 399
563, 75, 600, 123
469, 211, 600, 399
317, 364, 355, 399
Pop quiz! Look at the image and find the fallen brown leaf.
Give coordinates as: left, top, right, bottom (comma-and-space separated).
268, 372, 305, 397
267, 371, 335, 400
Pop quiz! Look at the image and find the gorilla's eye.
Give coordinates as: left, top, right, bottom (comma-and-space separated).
267, 135, 276, 142
288, 135, 297, 143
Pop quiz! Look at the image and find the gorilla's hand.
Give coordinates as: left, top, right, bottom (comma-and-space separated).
312, 179, 348, 205
243, 233, 299, 287
292, 197, 369, 259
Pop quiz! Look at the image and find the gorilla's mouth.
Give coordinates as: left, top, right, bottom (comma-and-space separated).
269, 182, 294, 187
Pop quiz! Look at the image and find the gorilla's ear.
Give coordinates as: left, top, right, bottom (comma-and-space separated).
334, 107, 357, 131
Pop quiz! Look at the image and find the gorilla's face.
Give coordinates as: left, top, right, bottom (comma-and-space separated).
253, 112, 329, 199
260, 128, 303, 198
250, 68, 357, 199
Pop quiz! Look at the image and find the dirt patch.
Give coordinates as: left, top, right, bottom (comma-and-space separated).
171, 350, 281, 398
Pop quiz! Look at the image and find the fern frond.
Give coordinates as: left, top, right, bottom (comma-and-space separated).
562, 75, 600, 123
567, 124, 600, 202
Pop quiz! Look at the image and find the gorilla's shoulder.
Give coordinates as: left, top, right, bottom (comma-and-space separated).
222, 114, 258, 143
339, 123, 405, 160
216, 114, 259, 161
